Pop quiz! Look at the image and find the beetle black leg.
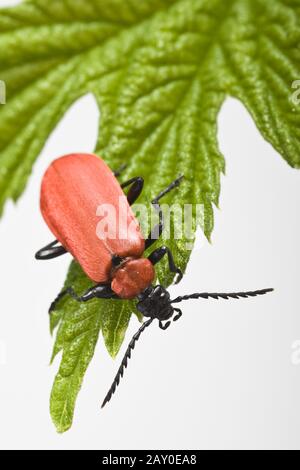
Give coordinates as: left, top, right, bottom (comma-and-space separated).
159, 320, 171, 330
49, 284, 119, 314
145, 176, 184, 249
148, 245, 183, 284
49, 289, 69, 313
68, 284, 118, 302
113, 163, 127, 178
121, 177, 144, 205
35, 240, 67, 260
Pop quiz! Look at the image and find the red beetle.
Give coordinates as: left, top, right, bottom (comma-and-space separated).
36, 153, 273, 407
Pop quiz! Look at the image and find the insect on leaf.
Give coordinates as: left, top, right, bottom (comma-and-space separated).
0, 0, 299, 431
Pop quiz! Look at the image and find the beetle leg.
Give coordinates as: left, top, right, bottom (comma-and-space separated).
148, 245, 183, 284
35, 240, 67, 260
68, 284, 119, 302
113, 163, 127, 178
121, 176, 144, 205
145, 176, 184, 249
48, 289, 69, 313
48, 284, 119, 314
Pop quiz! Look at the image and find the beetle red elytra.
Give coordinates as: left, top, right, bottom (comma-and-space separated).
36, 153, 273, 407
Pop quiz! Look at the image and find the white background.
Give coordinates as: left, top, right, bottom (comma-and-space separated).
0, 0, 300, 451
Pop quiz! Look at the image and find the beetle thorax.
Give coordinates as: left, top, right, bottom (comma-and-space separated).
111, 258, 155, 299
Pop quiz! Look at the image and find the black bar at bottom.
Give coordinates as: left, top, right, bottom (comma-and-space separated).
0, 449, 295, 462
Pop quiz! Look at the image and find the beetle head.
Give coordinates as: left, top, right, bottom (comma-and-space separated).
136, 285, 174, 321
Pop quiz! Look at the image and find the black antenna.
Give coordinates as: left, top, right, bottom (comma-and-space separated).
101, 318, 154, 408
171, 288, 274, 303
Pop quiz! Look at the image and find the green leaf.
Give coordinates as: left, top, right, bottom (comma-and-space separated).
50, 261, 136, 432
49, 261, 100, 433
1, 0, 299, 431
